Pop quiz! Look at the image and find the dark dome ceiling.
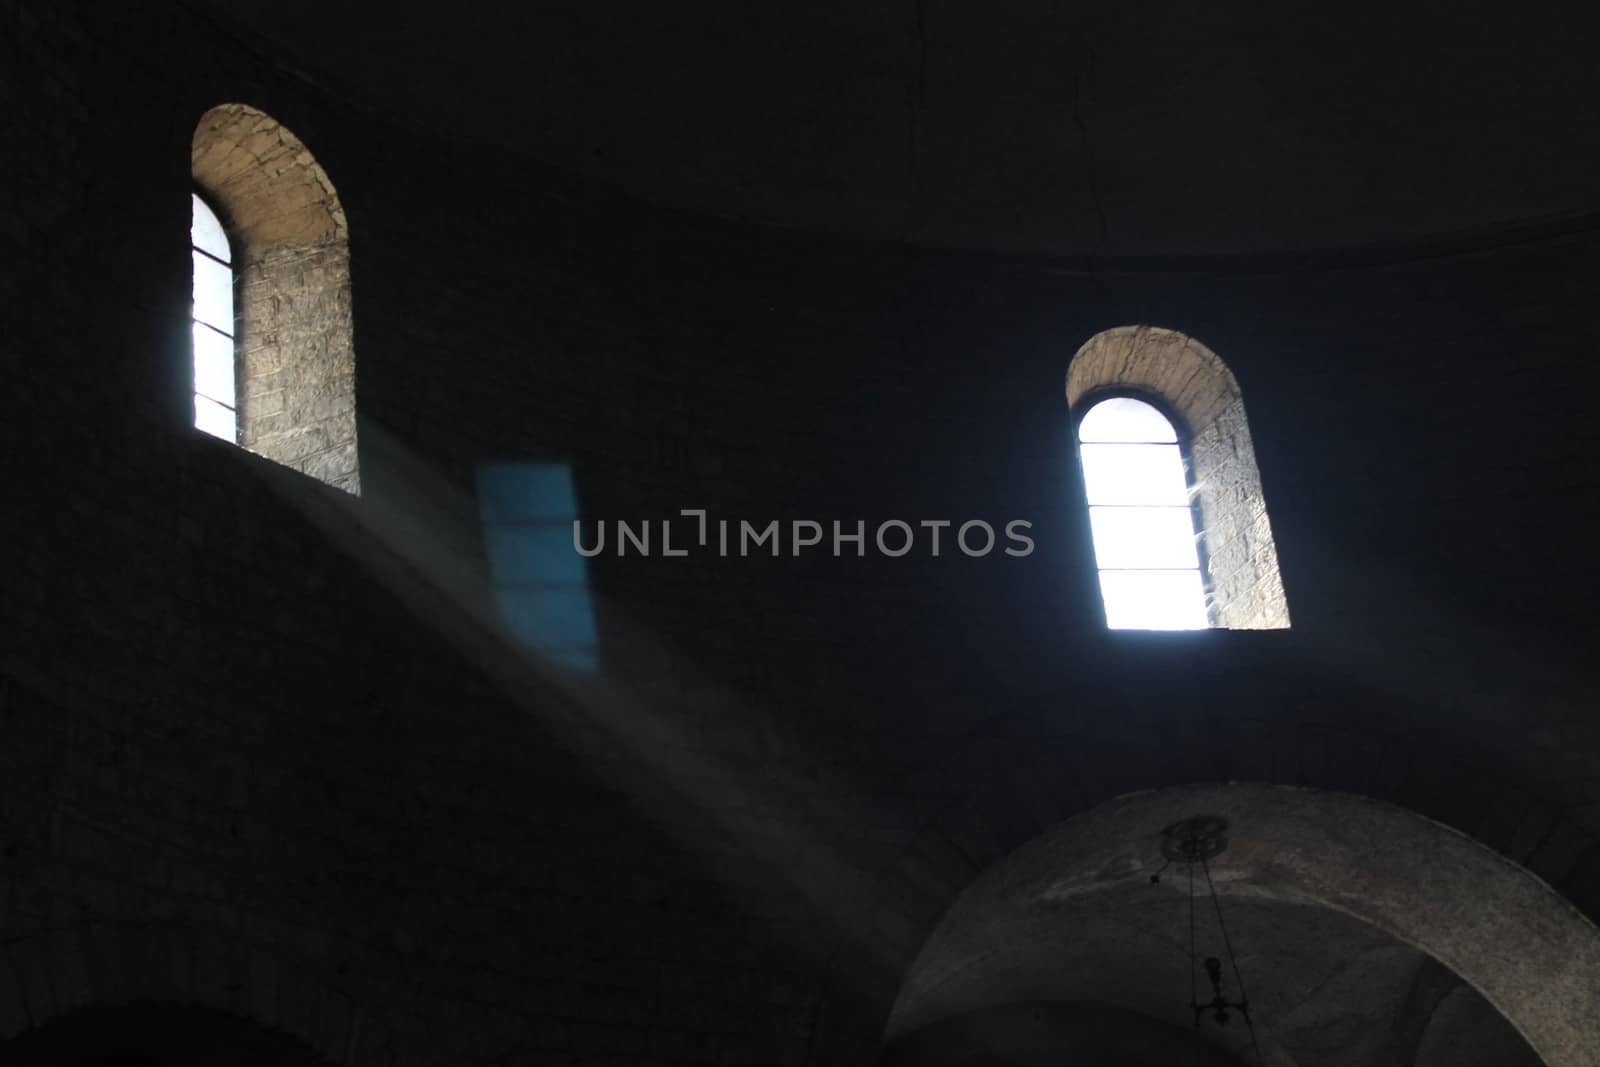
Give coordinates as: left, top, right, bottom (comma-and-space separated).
194, 1, 1600, 258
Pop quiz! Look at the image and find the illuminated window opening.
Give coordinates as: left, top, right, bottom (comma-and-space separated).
191, 103, 359, 493
190, 193, 236, 441
1067, 325, 1291, 630
1077, 395, 1209, 630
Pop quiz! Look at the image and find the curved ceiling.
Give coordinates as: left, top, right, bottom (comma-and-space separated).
884, 892, 1538, 1067
888, 784, 1600, 1066
194, 1, 1600, 257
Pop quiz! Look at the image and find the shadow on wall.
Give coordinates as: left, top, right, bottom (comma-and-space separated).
476, 461, 598, 671
0, 1003, 332, 1066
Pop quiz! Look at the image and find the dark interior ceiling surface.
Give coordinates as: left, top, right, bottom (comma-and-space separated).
189, 0, 1600, 259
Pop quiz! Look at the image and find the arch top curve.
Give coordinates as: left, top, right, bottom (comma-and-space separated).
1066, 325, 1242, 445
191, 103, 347, 247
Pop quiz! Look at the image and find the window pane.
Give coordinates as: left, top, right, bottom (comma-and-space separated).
194, 393, 236, 441
191, 194, 231, 264
192, 250, 234, 336
1079, 442, 1190, 505
192, 322, 235, 405
1078, 396, 1178, 443
1089, 505, 1201, 569
1098, 569, 1209, 630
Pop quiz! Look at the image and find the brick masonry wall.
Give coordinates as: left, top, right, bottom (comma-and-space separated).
5, 2, 1600, 1065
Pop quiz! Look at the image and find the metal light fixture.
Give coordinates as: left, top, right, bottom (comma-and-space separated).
1153, 815, 1267, 1065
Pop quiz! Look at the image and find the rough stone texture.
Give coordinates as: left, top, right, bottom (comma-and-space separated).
6, 2, 1600, 1066
1414, 981, 1550, 1067
1191, 397, 1291, 630
1067, 325, 1291, 629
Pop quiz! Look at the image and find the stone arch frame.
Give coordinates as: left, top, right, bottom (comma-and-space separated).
191, 103, 359, 494
877, 784, 1600, 1067
1067, 325, 1289, 629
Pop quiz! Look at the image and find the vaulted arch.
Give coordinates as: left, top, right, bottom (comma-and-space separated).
886, 785, 1599, 1067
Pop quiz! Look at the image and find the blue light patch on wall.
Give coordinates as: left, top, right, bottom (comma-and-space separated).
476, 462, 598, 671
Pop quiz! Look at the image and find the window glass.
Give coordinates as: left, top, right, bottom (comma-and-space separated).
1078, 443, 1189, 505
191, 195, 231, 264
1079, 396, 1179, 443
1087, 506, 1201, 570
191, 193, 236, 442
1078, 397, 1208, 629
192, 322, 235, 406
194, 393, 237, 441
1096, 570, 1210, 630
191, 250, 234, 337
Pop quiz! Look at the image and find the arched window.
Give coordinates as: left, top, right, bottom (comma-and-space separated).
1068, 326, 1290, 630
1077, 395, 1209, 629
190, 193, 237, 441
191, 104, 359, 493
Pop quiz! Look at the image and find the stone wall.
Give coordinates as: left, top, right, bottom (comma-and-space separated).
1190, 396, 1290, 629
237, 239, 357, 490
6, 2, 1600, 1064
